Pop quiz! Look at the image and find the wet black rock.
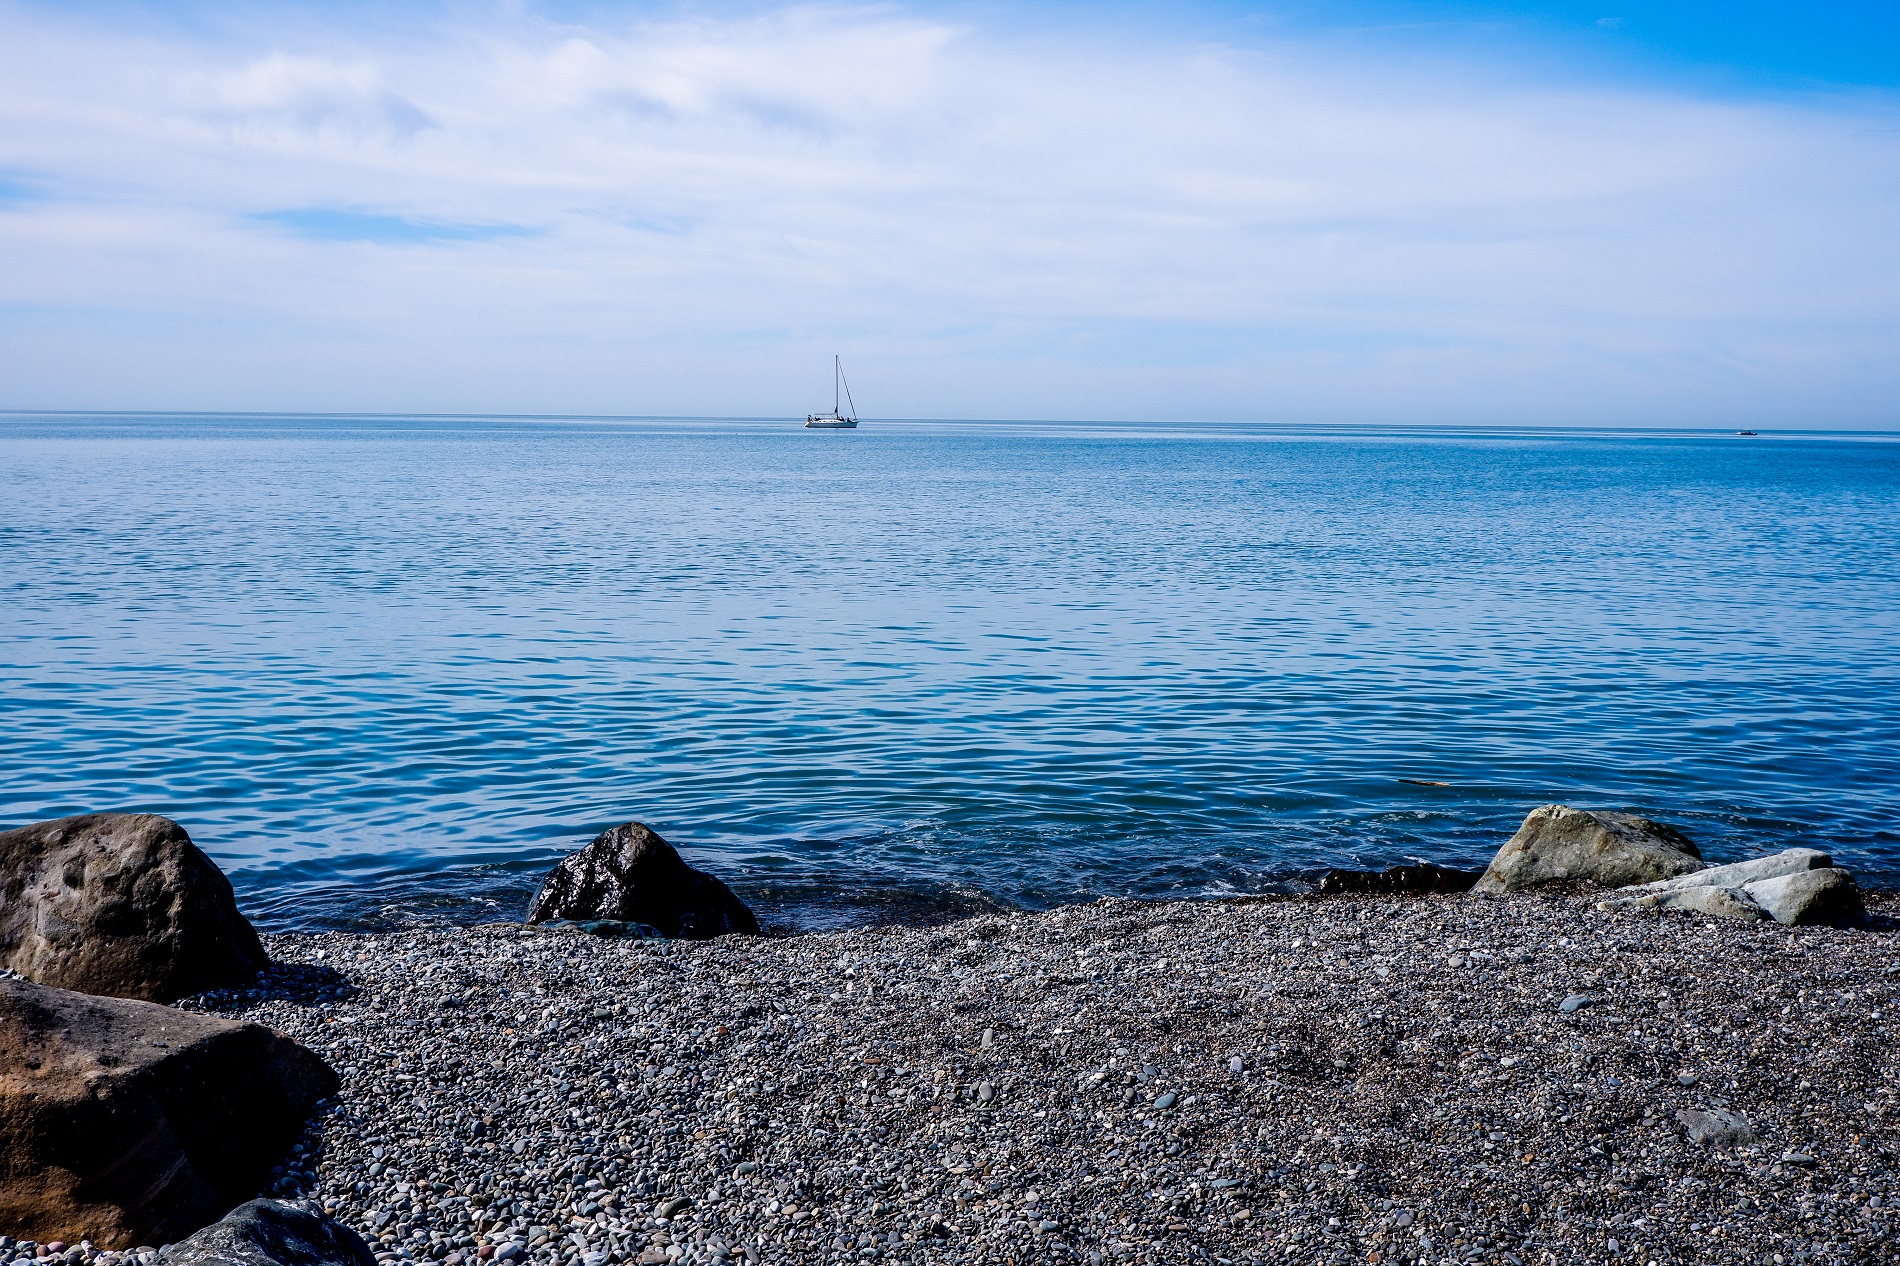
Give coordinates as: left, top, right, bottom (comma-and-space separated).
525, 822, 758, 940
1317, 862, 1481, 895
0, 813, 267, 1003
157, 1200, 376, 1266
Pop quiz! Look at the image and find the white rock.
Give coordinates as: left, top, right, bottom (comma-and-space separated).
1618, 849, 1832, 896
1741, 868, 1864, 927
1678, 1106, 1756, 1147
1611, 885, 1769, 921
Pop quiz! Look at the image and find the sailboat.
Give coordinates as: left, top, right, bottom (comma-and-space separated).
804, 356, 859, 429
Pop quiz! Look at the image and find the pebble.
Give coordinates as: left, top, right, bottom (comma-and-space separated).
73, 888, 1890, 1266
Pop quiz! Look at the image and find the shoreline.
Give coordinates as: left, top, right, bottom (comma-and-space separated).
125, 887, 1900, 1266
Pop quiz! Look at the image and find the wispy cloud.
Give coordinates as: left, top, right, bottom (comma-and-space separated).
251, 208, 535, 244
0, 1, 1895, 422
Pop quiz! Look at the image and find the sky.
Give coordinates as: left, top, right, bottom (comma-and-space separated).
0, 0, 1896, 425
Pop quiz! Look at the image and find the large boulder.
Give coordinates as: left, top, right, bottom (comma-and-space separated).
157, 1200, 375, 1266
1475, 805, 1703, 894
0, 977, 337, 1249
526, 822, 759, 939
0, 814, 266, 1002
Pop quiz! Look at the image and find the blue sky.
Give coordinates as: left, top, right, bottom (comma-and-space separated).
1212, 1, 1900, 87
0, 0, 1896, 423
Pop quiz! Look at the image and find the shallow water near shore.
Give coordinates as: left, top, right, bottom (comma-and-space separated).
2, 413, 1897, 933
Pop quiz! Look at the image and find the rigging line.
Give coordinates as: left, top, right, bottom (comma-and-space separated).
840, 363, 857, 419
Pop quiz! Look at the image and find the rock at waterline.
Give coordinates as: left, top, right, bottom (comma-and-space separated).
0, 813, 266, 1002
0, 976, 337, 1248
157, 1200, 375, 1266
1474, 805, 1703, 894
1318, 862, 1480, 895
526, 822, 758, 939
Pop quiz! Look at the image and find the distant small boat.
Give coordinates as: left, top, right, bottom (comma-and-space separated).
805, 356, 859, 429
1736, 430, 1758, 436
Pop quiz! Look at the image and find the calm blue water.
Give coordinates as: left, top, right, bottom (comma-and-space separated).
3, 413, 1897, 933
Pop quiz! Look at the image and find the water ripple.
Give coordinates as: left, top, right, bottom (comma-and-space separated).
2, 414, 1896, 932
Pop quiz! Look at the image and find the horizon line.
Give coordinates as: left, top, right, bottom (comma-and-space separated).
2, 409, 1897, 437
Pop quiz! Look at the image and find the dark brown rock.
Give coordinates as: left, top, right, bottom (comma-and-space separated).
526, 822, 758, 939
0, 977, 337, 1248
157, 1199, 375, 1266
1317, 862, 1481, 895
0, 814, 266, 1002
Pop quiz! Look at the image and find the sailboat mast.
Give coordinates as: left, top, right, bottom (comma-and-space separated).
833, 356, 841, 415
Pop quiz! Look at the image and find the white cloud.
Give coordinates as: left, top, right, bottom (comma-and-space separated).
0, 1, 1895, 423
160, 52, 435, 143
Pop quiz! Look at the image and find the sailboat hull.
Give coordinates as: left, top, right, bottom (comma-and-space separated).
803, 417, 858, 428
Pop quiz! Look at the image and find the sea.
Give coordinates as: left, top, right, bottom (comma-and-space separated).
3, 413, 1896, 934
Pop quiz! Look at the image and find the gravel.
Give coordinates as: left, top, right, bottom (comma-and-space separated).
18, 889, 1900, 1266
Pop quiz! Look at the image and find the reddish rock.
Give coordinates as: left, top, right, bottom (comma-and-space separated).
0, 976, 336, 1248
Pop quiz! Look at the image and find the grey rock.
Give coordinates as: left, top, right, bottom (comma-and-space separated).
534, 921, 664, 941
0, 814, 266, 1002
1619, 848, 1832, 895
0, 978, 336, 1248
1741, 868, 1865, 927
1559, 994, 1596, 1014
1613, 885, 1770, 921
1153, 1092, 1178, 1110
156, 1201, 374, 1266
526, 823, 758, 940
1475, 805, 1703, 894
1677, 1107, 1757, 1148
1781, 1151, 1818, 1167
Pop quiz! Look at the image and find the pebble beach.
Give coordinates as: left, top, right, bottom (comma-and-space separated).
80, 889, 1882, 1266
